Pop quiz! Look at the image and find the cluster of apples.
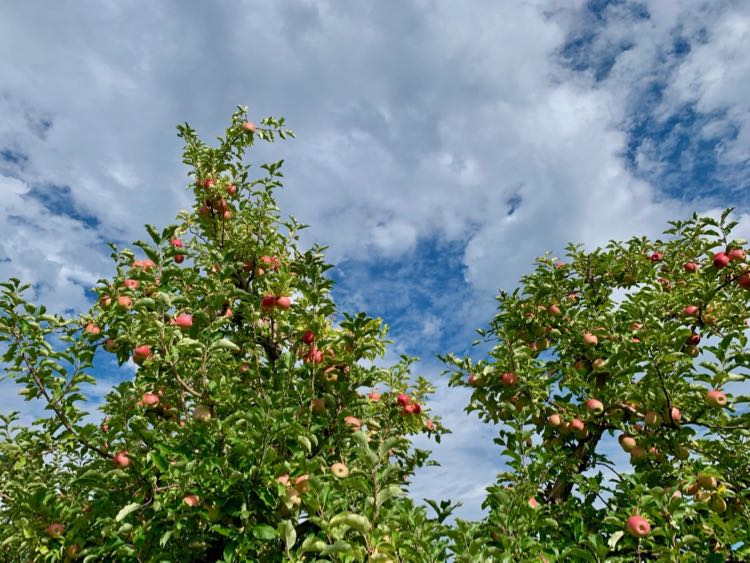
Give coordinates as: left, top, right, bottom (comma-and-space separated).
396, 393, 421, 415
682, 472, 727, 512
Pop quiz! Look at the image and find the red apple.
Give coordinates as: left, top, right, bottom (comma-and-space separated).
261, 294, 277, 311
728, 248, 746, 262
739, 272, 750, 289
570, 418, 585, 434
302, 330, 315, 344
45, 522, 65, 538
501, 372, 518, 386
705, 389, 727, 408
397, 393, 410, 407
649, 252, 663, 262
583, 333, 598, 347
713, 252, 730, 269
132, 345, 151, 364
132, 259, 155, 270
113, 451, 131, 468
683, 305, 699, 317
625, 515, 650, 537
123, 279, 139, 290
305, 347, 323, 364
683, 261, 698, 273
198, 205, 211, 218
170, 237, 183, 248
172, 313, 193, 328
275, 296, 292, 310
411, 402, 422, 414
222, 210, 232, 220
174, 254, 185, 264
585, 398, 604, 415
687, 332, 700, 345
403, 404, 416, 414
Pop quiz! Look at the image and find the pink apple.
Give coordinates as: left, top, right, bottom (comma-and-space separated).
132, 345, 151, 364
397, 393, 410, 407
171, 313, 193, 329
528, 497, 539, 509
403, 403, 416, 414
683, 261, 698, 273
425, 419, 436, 431
294, 475, 310, 493
570, 418, 585, 434
123, 279, 139, 290
84, 322, 101, 336
649, 252, 663, 262
117, 295, 133, 309
583, 333, 598, 347
713, 252, 730, 269
227, 184, 237, 196
305, 347, 323, 364
501, 372, 518, 386
170, 237, 183, 248
344, 416, 361, 429
683, 305, 699, 317
411, 402, 422, 414
547, 413, 561, 427
668, 406, 681, 423
141, 392, 159, 407
183, 494, 200, 507
585, 398, 604, 416
242, 121, 257, 132
275, 296, 292, 310
705, 389, 727, 407
548, 304, 561, 316
368, 391, 381, 401
626, 515, 650, 537
113, 451, 131, 468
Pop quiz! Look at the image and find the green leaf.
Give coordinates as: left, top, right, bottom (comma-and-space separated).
211, 338, 239, 352
115, 502, 141, 522
607, 531, 624, 549
252, 524, 277, 540
281, 519, 296, 551
145, 224, 161, 245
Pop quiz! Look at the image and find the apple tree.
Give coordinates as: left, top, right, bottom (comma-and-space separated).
0, 108, 453, 562
444, 211, 750, 561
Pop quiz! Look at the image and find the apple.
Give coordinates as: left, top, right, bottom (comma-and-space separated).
683, 305, 699, 317
172, 313, 193, 328
683, 261, 698, 273
344, 416, 361, 429
468, 373, 482, 387
411, 402, 422, 414
84, 322, 101, 336
710, 496, 727, 513
242, 121, 256, 132
649, 252, 663, 262
585, 398, 604, 415
223, 210, 232, 220
198, 205, 211, 218
728, 248, 746, 262
644, 411, 662, 427
592, 358, 606, 371
311, 398, 326, 414
170, 237, 184, 248
705, 389, 727, 407
193, 404, 212, 421
123, 279, 139, 290
275, 296, 292, 310
501, 372, 518, 386
132, 259, 155, 270
103, 338, 118, 352
697, 473, 717, 490
331, 462, 349, 478
674, 445, 690, 460
695, 490, 711, 503
548, 304, 561, 316
684, 482, 699, 495
554, 261, 565, 269
739, 272, 750, 289
227, 184, 237, 196
305, 347, 323, 364
713, 252, 730, 269
528, 497, 539, 509
685, 345, 699, 357
630, 446, 647, 463
45, 522, 65, 538
619, 435, 637, 452
687, 332, 700, 345
66, 544, 80, 557
625, 515, 650, 537
667, 407, 681, 423
547, 413, 561, 427
117, 295, 133, 309
425, 419, 436, 431
261, 294, 276, 311
302, 331, 315, 345
202, 178, 216, 188
631, 322, 643, 331
570, 418, 585, 434
583, 333, 598, 347
141, 392, 160, 407
294, 475, 310, 494
260, 255, 280, 270
174, 254, 185, 264
403, 404, 416, 414
397, 393, 410, 407
276, 474, 291, 487
183, 494, 200, 507
132, 345, 151, 364
368, 391, 381, 401
113, 451, 131, 468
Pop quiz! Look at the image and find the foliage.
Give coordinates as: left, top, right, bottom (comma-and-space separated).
0, 108, 451, 562
444, 210, 750, 561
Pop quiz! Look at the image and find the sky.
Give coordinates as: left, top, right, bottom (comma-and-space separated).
1, 0, 749, 521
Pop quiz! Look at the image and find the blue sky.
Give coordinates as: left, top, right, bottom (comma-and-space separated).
1, 0, 749, 520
